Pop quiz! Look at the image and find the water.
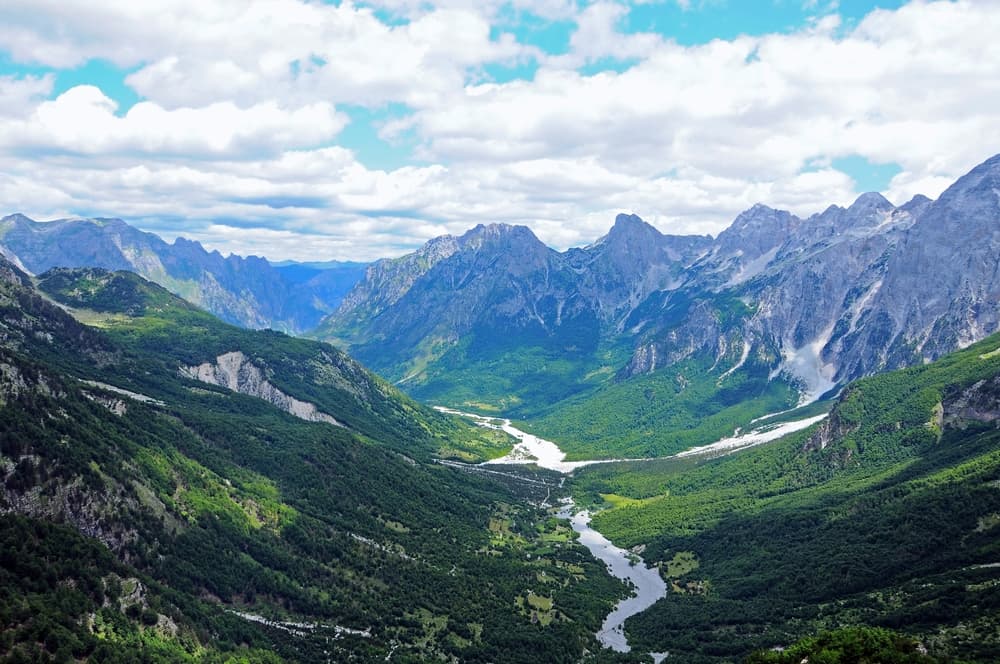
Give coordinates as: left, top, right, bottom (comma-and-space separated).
557, 502, 667, 653
438, 405, 827, 654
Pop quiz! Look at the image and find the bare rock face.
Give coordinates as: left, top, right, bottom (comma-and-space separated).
943, 375, 1000, 428
621, 155, 1000, 401
181, 351, 345, 427
835, 155, 1000, 379
333, 234, 461, 325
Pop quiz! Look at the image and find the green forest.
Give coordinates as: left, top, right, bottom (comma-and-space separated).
569, 332, 1000, 661
0, 265, 627, 662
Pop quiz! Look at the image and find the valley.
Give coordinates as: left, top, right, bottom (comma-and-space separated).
2, 155, 999, 662
1, 3, 997, 662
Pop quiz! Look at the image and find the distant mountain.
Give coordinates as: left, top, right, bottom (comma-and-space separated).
0, 214, 366, 332
317, 154, 1000, 456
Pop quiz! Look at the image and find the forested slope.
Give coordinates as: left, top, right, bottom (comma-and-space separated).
0, 260, 625, 662
570, 333, 1000, 661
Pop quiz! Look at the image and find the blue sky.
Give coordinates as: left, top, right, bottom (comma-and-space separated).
0, 0, 994, 260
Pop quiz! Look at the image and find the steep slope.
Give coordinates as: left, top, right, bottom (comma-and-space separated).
35, 266, 507, 461
834, 154, 1000, 378
0, 260, 625, 662
318, 155, 1000, 460
0, 214, 365, 332
570, 332, 1000, 661
318, 217, 709, 410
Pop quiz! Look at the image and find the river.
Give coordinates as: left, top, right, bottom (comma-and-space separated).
557, 501, 668, 655
438, 406, 826, 655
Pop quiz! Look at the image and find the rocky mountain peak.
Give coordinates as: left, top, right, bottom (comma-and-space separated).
459, 223, 544, 254
934, 152, 1000, 213
847, 191, 893, 216
899, 194, 933, 215
0, 212, 35, 227
603, 213, 663, 245
714, 203, 798, 261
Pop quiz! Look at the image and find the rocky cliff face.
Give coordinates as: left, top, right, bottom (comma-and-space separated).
181, 351, 345, 427
320, 153, 1000, 406
620, 156, 1000, 400
834, 155, 1000, 379
943, 374, 1000, 428
321, 217, 712, 378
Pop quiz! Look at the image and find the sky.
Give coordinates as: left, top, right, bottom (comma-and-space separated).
0, 0, 997, 261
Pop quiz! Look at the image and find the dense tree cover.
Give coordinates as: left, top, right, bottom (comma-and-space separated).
1, 265, 627, 661
0, 515, 284, 664
745, 626, 943, 664
36, 267, 509, 462
529, 353, 800, 459
567, 333, 1000, 661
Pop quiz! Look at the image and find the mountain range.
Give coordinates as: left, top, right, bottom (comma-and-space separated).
314, 154, 1000, 456
6, 156, 998, 458
0, 214, 366, 333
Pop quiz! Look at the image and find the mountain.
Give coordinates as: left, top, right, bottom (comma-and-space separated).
573, 331, 1000, 661
833, 154, 1000, 378
317, 154, 1000, 457
0, 258, 624, 661
317, 217, 711, 411
0, 214, 366, 332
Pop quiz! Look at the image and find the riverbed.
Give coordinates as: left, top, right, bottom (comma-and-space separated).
439, 406, 826, 654
434, 405, 826, 472
557, 501, 667, 653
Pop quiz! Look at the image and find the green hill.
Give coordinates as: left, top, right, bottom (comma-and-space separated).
568, 332, 1000, 662
0, 262, 626, 662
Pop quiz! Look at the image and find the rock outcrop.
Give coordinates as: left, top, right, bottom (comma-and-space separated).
181, 351, 345, 427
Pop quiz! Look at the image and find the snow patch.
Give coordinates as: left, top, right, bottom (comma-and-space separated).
846, 279, 883, 336
770, 334, 838, 405
725, 246, 779, 286
717, 340, 750, 383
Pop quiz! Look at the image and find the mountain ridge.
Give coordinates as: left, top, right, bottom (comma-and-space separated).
0, 213, 366, 333
317, 153, 1000, 458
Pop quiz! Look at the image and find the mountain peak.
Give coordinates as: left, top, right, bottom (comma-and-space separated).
460, 223, 541, 251
723, 203, 795, 237
847, 191, 893, 213
1, 212, 35, 226
937, 152, 1000, 206
903, 193, 932, 206
604, 213, 662, 242
899, 193, 933, 216
612, 212, 647, 228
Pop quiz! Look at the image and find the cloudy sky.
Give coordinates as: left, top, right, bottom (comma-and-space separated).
0, 0, 997, 261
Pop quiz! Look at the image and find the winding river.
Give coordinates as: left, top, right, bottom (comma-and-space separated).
557, 502, 667, 654
437, 406, 826, 655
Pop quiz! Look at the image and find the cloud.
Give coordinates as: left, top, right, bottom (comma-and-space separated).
0, 74, 53, 118
545, 2, 663, 69
0, 0, 996, 261
0, 86, 346, 158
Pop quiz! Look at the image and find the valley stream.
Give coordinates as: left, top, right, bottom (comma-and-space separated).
437, 406, 826, 657
557, 501, 667, 656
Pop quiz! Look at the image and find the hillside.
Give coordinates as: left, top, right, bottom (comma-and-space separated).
0, 260, 627, 662
565, 332, 1000, 661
